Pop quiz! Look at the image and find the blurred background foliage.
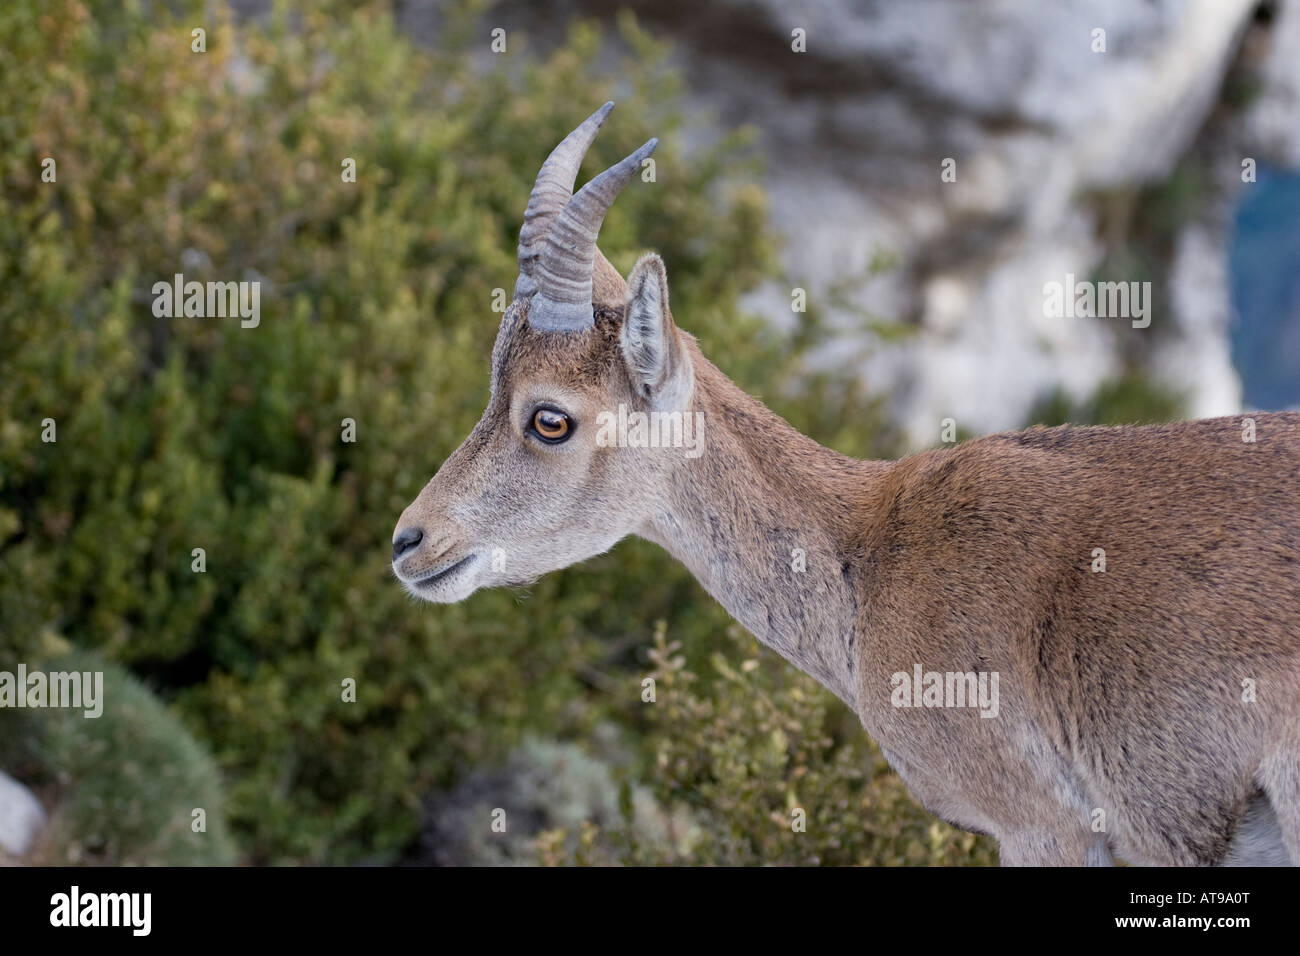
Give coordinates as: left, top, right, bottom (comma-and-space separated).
8, 0, 1203, 867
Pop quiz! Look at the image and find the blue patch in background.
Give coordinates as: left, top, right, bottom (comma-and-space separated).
1229, 162, 1300, 410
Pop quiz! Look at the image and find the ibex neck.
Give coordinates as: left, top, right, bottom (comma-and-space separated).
641, 348, 885, 708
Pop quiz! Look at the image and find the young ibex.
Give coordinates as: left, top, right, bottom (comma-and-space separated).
394, 103, 1300, 866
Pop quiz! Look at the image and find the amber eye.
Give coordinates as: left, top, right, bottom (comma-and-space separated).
531, 407, 572, 443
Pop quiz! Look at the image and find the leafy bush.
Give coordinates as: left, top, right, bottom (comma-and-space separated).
0, 645, 236, 865
536, 625, 997, 866
1, 0, 931, 865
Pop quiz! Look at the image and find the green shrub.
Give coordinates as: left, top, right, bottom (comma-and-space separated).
524, 625, 996, 866
615, 625, 997, 865
0, 645, 236, 865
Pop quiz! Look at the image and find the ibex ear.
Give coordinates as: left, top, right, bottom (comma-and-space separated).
621, 253, 693, 410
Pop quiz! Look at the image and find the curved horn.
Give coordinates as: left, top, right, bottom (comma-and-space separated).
529, 137, 658, 332
515, 102, 614, 300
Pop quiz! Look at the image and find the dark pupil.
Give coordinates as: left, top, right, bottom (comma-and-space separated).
538, 411, 565, 434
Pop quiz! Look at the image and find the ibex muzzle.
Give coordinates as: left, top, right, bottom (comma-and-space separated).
395, 104, 1300, 866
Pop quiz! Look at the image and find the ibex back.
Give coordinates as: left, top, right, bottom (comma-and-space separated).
394, 104, 1300, 866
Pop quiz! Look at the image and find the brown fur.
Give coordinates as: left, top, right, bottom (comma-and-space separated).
397, 233, 1300, 869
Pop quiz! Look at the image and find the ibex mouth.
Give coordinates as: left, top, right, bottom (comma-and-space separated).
410, 553, 476, 590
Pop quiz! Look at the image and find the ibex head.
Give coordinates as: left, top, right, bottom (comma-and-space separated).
393, 103, 696, 602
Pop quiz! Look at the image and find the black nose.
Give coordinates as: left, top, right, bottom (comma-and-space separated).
393, 526, 423, 561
